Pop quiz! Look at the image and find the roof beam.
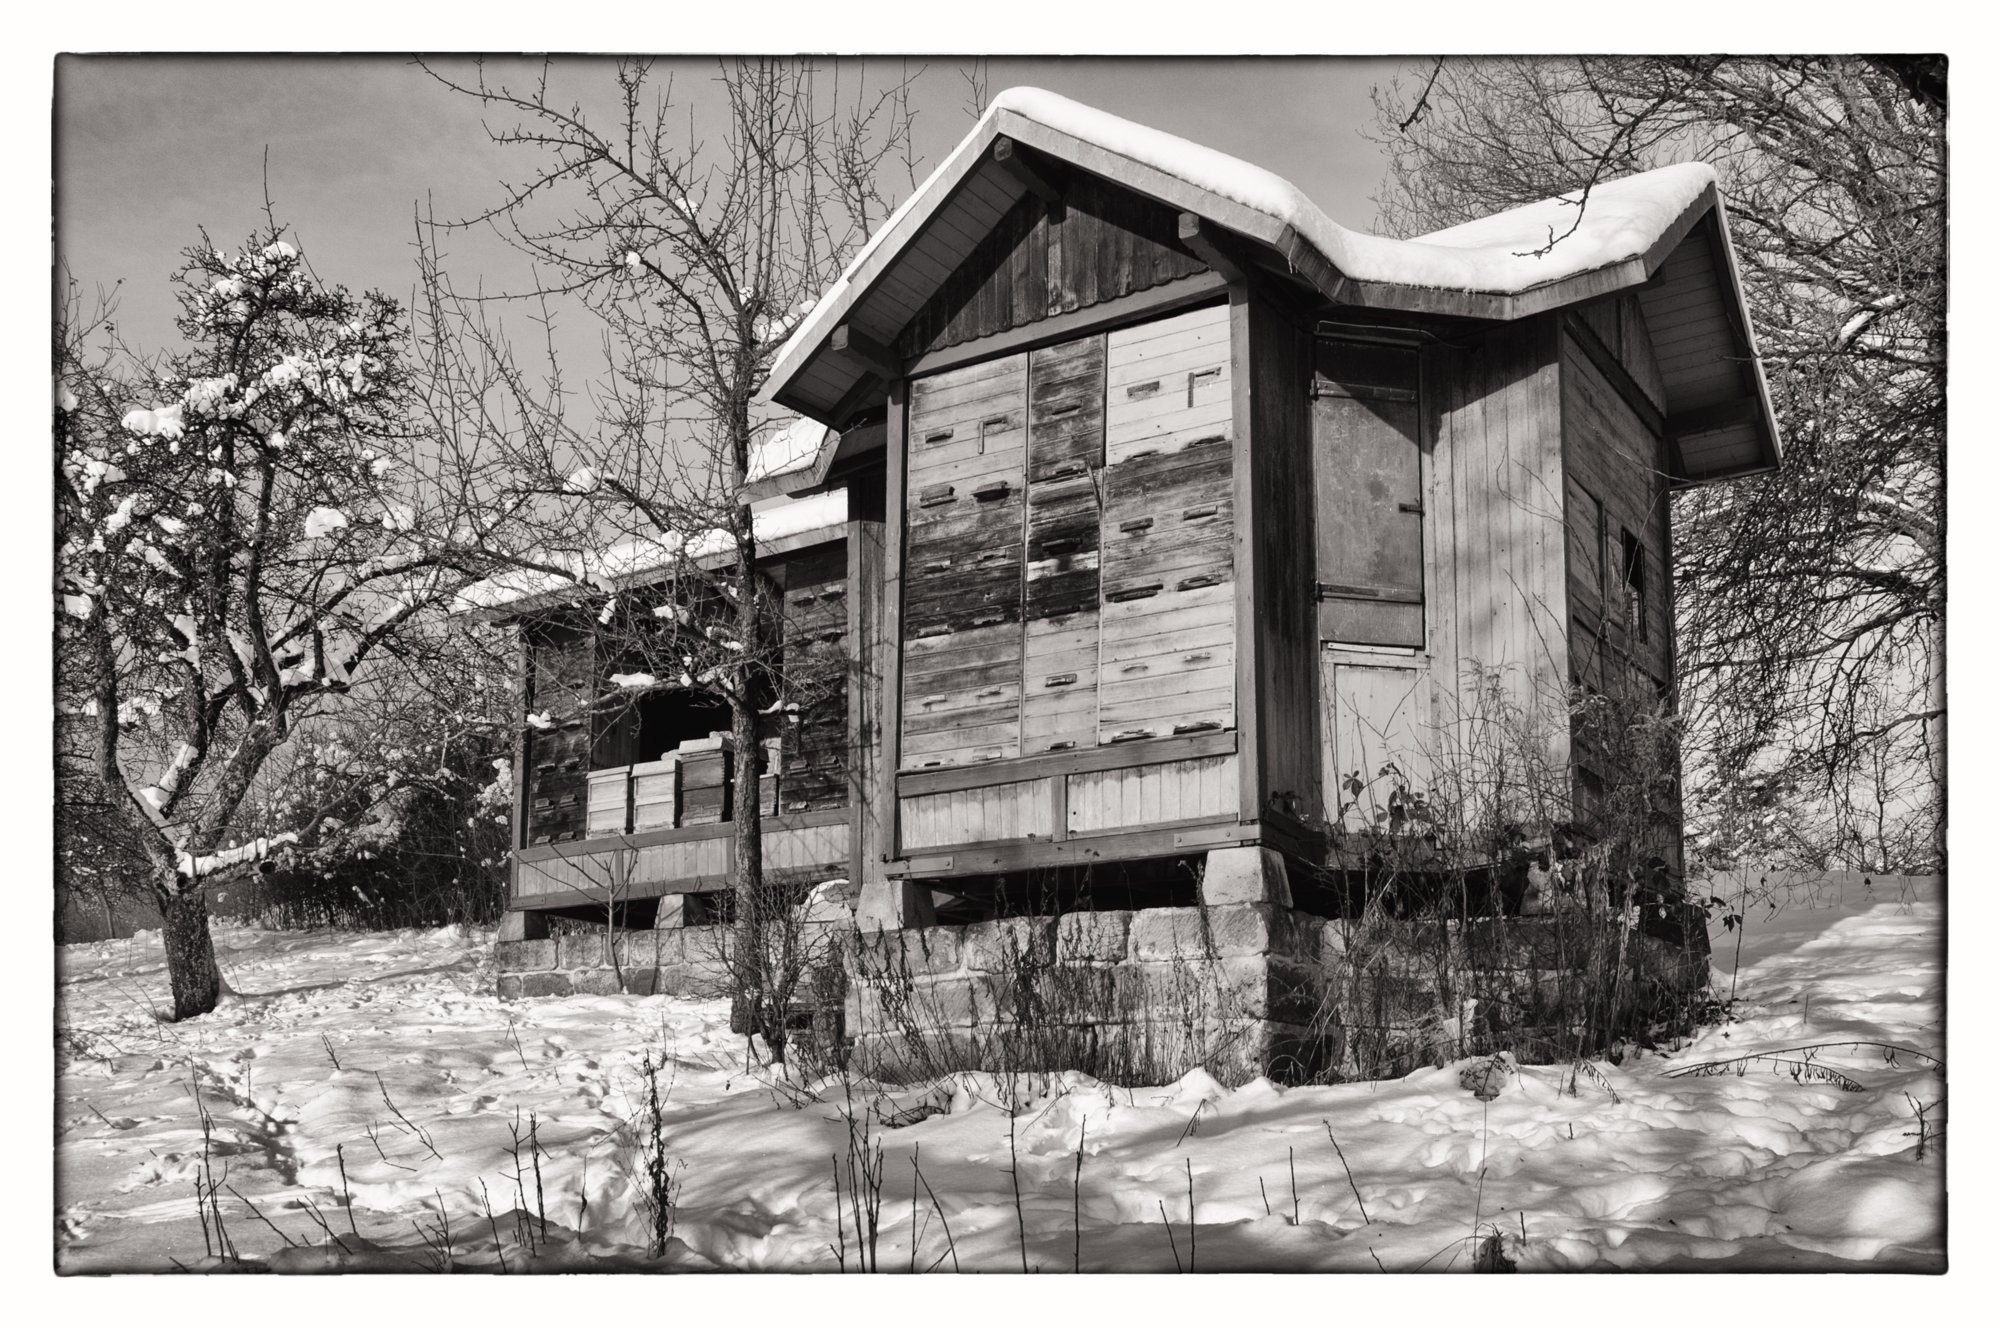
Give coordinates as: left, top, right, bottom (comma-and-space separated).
1177, 213, 1249, 285
1274, 225, 1349, 306
992, 136, 1062, 207
831, 324, 903, 383
1666, 395, 1763, 440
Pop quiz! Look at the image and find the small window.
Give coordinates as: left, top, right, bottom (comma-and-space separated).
1619, 528, 1647, 643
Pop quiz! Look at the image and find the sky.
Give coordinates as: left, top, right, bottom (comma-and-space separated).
55, 55, 1414, 365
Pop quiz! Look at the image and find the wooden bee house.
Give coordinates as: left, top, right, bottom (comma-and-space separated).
759, 88, 1782, 928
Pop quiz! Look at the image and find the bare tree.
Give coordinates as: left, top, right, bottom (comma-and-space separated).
54, 228, 503, 1018
1369, 57, 1945, 871
419, 57, 919, 1057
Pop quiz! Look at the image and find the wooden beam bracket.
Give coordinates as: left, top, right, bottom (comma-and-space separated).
992, 136, 1062, 208
1178, 212, 1249, 286
831, 323, 903, 382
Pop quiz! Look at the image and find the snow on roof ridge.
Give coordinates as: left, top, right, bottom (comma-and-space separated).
454, 489, 849, 615
762, 88, 1720, 406
988, 86, 1716, 296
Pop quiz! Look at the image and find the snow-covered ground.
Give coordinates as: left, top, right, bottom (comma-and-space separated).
55, 874, 1944, 1273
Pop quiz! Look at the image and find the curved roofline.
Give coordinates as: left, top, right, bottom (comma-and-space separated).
761, 86, 1778, 481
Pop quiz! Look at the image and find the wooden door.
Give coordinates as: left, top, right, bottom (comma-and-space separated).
1312, 342, 1424, 648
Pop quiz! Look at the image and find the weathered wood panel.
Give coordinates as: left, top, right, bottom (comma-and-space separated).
903, 354, 1029, 769
899, 777, 1057, 849
896, 175, 1209, 358
1312, 343, 1424, 648
1065, 753, 1238, 834
1421, 317, 1569, 762
901, 623, 1023, 768
1562, 334, 1670, 687
1324, 663, 1436, 835
1020, 335, 1107, 758
1105, 302, 1232, 464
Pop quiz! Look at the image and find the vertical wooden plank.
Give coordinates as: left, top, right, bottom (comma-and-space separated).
1071, 185, 1101, 311
848, 512, 888, 898
1228, 284, 1260, 824
880, 380, 908, 859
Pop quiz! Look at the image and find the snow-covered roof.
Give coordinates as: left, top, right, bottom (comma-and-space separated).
762, 86, 1780, 484
455, 488, 849, 620
746, 414, 831, 489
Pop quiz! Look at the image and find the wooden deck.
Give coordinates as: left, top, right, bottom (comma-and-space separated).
509, 808, 851, 909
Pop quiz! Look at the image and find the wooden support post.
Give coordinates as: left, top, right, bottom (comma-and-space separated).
855, 377, 924, 931
847, 509, 895, 924
1227, 282, 1262, 827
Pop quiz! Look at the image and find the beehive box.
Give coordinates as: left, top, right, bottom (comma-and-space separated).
585, 766, 631, 838
629, 759, 677, 831
675, 734, 734, 825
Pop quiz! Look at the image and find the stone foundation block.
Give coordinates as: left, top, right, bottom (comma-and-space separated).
496, 939, 556, 972
851, 925, 963, 979
1057, 910, 1129, 963
655, 962, 732, 1000
1201, 845, 1294, 907
569, 968, 621, 996
496, 974, 526, 1001
615, 931, 660, 969
517, 971, 573, 999
961, 917, 1055, 974
619, 966, 662, 996
653, 930, 687, 968
557, 933, 607, 969
1128, 907, 1205, 962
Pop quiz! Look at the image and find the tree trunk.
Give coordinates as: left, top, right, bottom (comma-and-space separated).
160, 879, 222, 1020
731, 692, 782, 1059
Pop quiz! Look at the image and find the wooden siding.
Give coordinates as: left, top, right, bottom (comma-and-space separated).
1574, 291, 1667, 414
896, 175, 1208, 359
1422, 316, 1570, 761
901, 777, 1057, 849
1562, 332, 1672, 690
1323, 663, 1435, 834
1065, 753, 1238, 834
